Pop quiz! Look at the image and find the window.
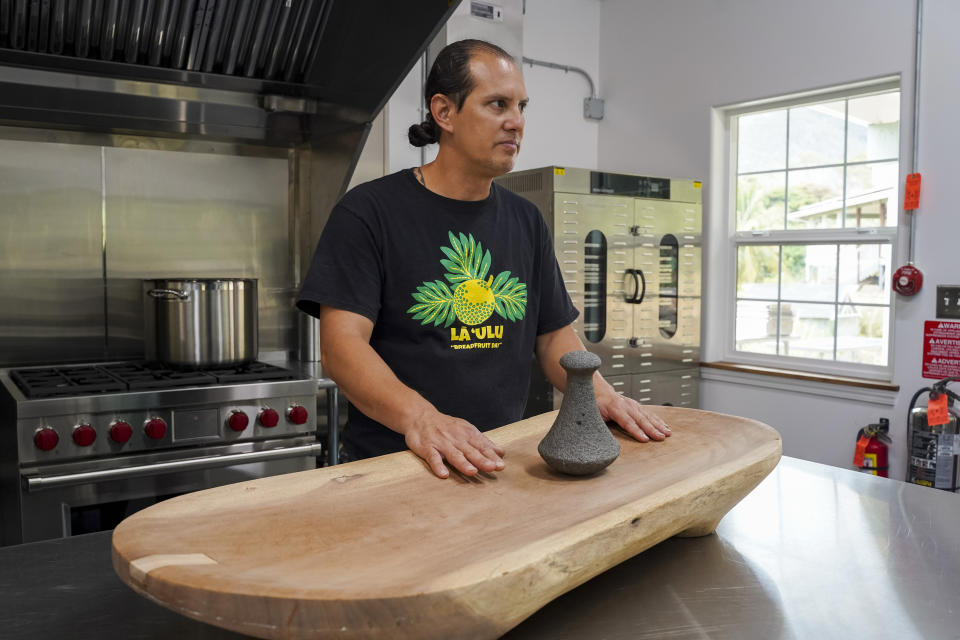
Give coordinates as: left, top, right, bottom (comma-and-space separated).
583, 230, 607, 343
727, 83, 899, 378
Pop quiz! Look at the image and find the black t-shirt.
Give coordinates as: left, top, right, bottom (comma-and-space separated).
297, 169, 578, 458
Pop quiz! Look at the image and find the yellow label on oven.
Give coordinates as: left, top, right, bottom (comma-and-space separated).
693, 181, 702, 189
554, 167, 566, 176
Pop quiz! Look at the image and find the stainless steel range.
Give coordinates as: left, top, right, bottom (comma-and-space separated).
0, 361, 322, 545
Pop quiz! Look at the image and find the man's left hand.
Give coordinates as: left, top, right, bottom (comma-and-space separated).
596, 388, 671, 443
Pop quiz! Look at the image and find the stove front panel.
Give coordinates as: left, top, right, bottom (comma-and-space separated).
16, 392, 317, 465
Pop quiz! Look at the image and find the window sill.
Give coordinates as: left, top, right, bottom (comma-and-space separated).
700, 361, 898, 391
699, 361, 899, 407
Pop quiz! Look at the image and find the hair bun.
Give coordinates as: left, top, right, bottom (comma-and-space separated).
408, 120, 438, 147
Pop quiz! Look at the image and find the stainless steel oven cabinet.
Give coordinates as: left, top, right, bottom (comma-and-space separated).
605, 374, 633, 402
12, 438, 320, 544
646, 200, 702, 373
0, 367, 323, 546
554, 192, 638, 379
497, 167, 702, 411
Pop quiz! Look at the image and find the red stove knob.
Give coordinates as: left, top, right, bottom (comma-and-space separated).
258, 408, 279, 428
72, 424, 97, 447
144, 418, 167, 440
288, 405, 309, 425
34, 427, 59, 451
228, 411, 249, 432
110, 420, 133, 443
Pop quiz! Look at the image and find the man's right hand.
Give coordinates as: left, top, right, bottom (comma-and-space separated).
402, 410, 506, 479
317, 306, 505, 479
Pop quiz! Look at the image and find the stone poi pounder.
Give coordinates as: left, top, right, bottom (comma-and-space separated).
538, 350, 621, 475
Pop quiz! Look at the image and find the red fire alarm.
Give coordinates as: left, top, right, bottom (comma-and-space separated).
893, 264, 923, 296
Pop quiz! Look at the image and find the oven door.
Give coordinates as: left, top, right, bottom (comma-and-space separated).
17, 437, 322, 543
557, 193, 637, 379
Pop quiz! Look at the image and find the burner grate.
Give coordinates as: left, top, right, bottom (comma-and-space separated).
11, 367, 127, 398
100, 363, 217, 390
208, 362, 299, 384
10, 362, 301, 399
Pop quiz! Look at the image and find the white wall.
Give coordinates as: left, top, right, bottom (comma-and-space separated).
597, 0, 959, 480
347, 111, 388, 192
387, 58, 427, 174
896, 2, 960, 466
513, 0, 601, 171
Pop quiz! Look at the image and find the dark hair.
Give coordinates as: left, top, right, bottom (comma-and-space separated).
408, 39, 516, 147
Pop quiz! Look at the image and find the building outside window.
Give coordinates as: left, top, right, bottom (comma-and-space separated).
728, 83, 900, 378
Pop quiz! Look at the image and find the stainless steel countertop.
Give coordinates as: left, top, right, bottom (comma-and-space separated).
2, 456, 959, 639
506, 456, 960, 639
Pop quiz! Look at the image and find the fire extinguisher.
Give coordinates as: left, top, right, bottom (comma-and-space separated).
906, 378, 960, 491
853, 418, 891, 477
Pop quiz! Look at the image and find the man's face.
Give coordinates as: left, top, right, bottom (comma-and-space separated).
444, 52, 528, 177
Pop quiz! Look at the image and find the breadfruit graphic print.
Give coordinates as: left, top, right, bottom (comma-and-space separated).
407, 231, 527, 328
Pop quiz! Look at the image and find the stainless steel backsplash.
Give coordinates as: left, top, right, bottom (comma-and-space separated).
0, 134, 294, 367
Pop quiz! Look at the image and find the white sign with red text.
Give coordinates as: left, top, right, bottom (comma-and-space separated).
922, 321, 960, 379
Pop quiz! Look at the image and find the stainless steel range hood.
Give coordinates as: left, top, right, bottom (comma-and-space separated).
2, 0, 329, 81
0, 0, 459, 146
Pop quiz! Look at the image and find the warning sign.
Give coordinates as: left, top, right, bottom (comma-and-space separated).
922, 321, 960, 379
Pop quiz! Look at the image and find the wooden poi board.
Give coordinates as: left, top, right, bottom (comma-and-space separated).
113, 407, 781, 639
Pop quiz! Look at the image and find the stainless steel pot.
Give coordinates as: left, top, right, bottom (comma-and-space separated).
143, 278, 258, 368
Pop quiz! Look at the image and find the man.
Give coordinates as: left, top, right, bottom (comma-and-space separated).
297, 39, 669, 478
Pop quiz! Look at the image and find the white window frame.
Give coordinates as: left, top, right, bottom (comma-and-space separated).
710, 77, 901, 381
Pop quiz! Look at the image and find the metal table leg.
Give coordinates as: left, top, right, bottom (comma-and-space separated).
326, 386, 339, 466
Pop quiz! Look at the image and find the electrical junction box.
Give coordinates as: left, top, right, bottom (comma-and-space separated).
584, 97, 605, 120
471, 2, 504, 22
937, 286, 960, 319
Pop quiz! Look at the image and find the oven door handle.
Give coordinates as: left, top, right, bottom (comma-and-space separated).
624, 268, 646, 304
23, 443, 325, 492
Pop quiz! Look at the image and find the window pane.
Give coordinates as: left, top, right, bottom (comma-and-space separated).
835, 304, 889, 366
737, 172, 785, 231
779, 302, 836, 360
786, 167, 844, 229
737, 245, 779, 299
838, 244, 891, 304
583, 230, 607, 343
659, 235, 679, 339
847, 92, 900, 163
730, 88, 897, 375
788, 100, 846, 168
846, 161, 898, 228
781, 245, 836, 303
738, 110, 787, 173
735, 300, 778, 354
